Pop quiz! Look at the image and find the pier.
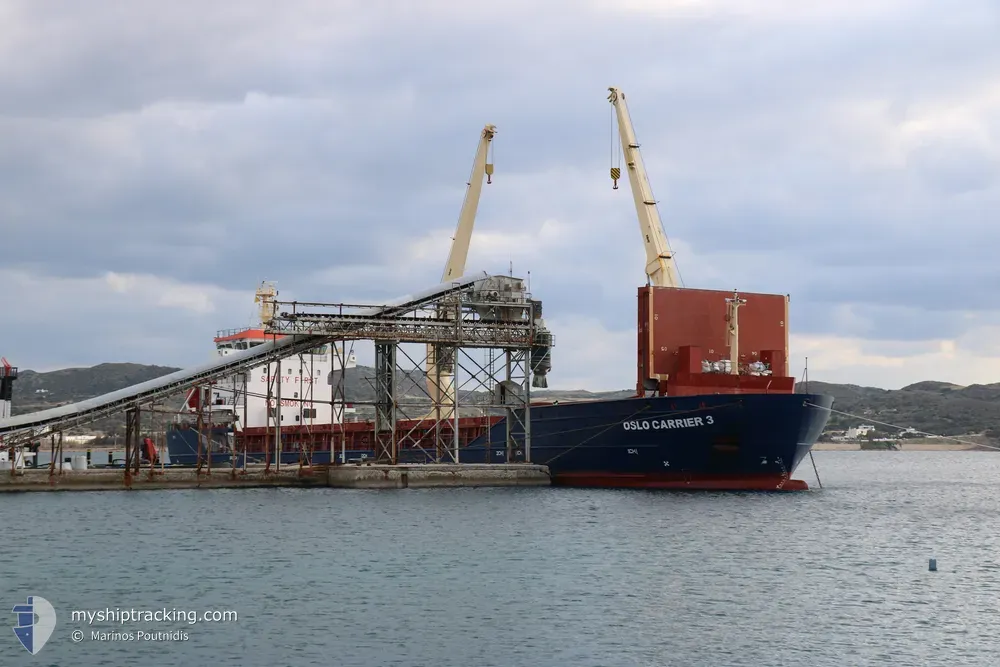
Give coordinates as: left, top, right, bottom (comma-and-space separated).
0, 463, 550, 493
0, 272, 555, 486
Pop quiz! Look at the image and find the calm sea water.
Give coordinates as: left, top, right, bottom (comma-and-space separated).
3, 451, 1000, 666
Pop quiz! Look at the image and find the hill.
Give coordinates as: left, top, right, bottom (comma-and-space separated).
15, 363, 183, 408
7, 363, 1000, 441
11, 363, 186, 436
798, 380, 1000, 439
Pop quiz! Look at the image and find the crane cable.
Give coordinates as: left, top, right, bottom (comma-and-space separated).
803, 402, 1000, 452
486, 132, 495, 184
610, 104, 621, 189
609, 93, 686, 287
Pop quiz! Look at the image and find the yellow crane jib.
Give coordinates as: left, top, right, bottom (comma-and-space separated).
607, 86, 681, 289
426, 124, 497, 422
440, 124, 496, 283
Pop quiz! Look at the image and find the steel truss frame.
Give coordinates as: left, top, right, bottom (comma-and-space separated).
0, 274, 553, 477
270, 275, 553, 464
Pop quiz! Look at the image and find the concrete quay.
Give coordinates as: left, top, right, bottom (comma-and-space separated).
0, 463, 551, 493
326, 463, 550, 489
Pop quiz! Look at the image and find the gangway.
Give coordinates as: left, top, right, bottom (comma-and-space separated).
0, 273, 498, 444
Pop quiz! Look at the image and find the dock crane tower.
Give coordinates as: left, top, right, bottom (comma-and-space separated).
607, 87, 680, 288
425, 124, 497, 421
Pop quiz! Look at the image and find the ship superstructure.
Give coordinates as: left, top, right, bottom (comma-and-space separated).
201, 282, 356, 427
201, 328, 358, 431
168, 282, 358, 463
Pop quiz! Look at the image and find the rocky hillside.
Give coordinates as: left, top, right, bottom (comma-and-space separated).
798, 380, 1000, 439
14, 363, 183, 409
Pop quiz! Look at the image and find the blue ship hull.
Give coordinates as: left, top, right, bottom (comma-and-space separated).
166, 392, 833, 490
470, 391, 833, 490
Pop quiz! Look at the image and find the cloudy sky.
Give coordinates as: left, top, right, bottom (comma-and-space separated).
2, 0, 998, 391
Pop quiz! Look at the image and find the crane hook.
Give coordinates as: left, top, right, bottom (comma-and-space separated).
486, 162, 494, 185
610, 167, 621, 190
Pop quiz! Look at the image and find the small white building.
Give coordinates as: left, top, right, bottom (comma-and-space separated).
63, 435, 98, 445
845, 424, 876, 439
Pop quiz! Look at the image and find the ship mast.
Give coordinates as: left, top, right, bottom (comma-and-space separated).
254, 281, 278, 327
725, 291, 746, 375
607, 87, 680, 288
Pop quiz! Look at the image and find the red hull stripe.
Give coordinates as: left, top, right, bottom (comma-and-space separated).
552, 472, 809, 492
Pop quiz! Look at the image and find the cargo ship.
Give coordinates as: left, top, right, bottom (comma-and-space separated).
163, 282, 832, 490
165, 90, 833, 490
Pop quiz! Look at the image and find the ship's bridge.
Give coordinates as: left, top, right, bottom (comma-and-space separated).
214, 328, 283, 353
212, 328, 357, 367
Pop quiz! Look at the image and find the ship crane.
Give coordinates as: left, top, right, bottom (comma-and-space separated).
607, 87, 681, 288
425, 124, 497, 421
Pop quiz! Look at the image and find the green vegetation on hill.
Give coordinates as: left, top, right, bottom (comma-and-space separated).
798, 380, 1000, 439
14, 363, 183, 407
12, 363, 185, 436
7, 363, 1000, 442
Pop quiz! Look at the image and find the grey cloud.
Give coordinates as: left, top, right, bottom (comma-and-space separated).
2, 0, 999, 386
0, 1, 373, 116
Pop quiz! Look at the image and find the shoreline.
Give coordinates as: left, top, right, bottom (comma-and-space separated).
813, 442, 990, 451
